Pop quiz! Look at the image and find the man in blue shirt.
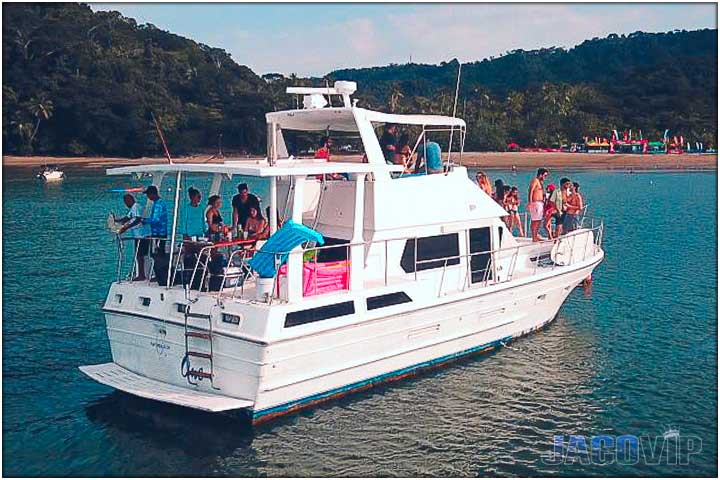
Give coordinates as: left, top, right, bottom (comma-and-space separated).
182, 187, 206, 239
142, 185, 168, 254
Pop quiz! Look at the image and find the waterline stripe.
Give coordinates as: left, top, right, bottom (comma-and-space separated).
252, 335, 512, 421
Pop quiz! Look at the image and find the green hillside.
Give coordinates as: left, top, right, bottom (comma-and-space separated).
3, 2, 270, 156
328, 29, 717, 149
2, 3, 717, 156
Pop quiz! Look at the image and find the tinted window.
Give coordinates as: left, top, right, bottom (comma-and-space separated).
284, 301, 355, 328
315, 236, 350, 263
400, 234, 460, 273
367, 292, 412, 310
469, 227, 492, 283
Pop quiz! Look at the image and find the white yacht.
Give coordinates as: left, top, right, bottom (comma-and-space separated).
80, 81, 604, 424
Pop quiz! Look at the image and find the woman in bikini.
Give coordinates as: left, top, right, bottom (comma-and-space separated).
475, 171, 493, 196
243, 205, 269, 241
205, 195, 225, 241
506, 186, 524, 236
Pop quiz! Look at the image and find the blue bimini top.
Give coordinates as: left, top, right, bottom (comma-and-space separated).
248, 220, 325, 278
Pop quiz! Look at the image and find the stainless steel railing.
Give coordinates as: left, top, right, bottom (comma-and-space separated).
114, 219, 603, 303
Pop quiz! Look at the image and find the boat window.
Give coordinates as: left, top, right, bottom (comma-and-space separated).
312, 236, 350, 262
139, 296, 151, 307
285, 301, 355, 328
469, 227, 493, 283
400, 234, 460, 273
367, 292, 412, 310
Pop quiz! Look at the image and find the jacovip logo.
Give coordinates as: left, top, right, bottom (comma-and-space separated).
542, 430, 702, 465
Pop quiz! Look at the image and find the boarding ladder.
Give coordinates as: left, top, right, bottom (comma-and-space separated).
183, 305, 216, 388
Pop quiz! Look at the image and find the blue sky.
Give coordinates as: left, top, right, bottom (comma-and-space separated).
94, 3, 717, 76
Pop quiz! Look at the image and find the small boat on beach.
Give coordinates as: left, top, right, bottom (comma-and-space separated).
36, 165, 64, 182
80, 81, 605, 425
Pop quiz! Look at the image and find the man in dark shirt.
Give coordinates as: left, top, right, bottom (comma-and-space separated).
232, 183, 261, 232
380, 124, 398, 164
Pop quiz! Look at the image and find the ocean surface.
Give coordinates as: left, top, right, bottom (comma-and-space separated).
2, 167, 717, 476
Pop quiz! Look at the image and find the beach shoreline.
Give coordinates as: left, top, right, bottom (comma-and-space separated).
3, 151, 716, 174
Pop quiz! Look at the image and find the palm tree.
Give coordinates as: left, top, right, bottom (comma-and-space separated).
25, 95, 54, 145
388, 83, 404, 113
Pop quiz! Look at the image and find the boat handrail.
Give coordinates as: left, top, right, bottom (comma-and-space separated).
114, 220, 603, 303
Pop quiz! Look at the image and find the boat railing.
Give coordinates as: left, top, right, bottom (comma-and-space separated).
115, 235, 171, 284
420, 220, 604, 294
114, 220, 603, 303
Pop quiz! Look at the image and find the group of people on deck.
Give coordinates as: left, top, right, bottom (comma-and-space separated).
380, 124, 443, 174
116, 182, 268, 281
312, 124, 444, 175
475, 168, 584, 242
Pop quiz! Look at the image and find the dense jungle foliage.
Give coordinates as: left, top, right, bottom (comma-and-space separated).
3, 3, 716, 156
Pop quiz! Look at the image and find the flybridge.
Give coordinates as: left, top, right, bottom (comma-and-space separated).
286, 81, 358, 109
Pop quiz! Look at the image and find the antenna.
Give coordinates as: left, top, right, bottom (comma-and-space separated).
452, 62, 462, 118
446, 62, 462, 171
151, 111, 173, 165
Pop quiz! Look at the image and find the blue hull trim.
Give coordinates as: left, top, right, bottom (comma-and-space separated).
252, 335, 513, 422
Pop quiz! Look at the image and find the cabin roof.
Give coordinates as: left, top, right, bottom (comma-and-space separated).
106, 160, 403, 177
265, 107, 466, 132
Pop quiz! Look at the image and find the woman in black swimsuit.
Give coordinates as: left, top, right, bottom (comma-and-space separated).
205, 195, 224, 240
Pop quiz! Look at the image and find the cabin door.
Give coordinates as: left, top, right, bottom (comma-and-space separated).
469, 227, 493, 284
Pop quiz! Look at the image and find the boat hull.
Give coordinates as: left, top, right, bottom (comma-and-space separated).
89, 255, 601, 424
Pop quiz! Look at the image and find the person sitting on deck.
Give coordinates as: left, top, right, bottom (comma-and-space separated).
116, 194, 150, 281
416, 141, 443, 174
244, 206, 269, 241
232, 183, 261, 234
398, 133, 416, 173
314, 136, 345, 180
141, 185, 168, 254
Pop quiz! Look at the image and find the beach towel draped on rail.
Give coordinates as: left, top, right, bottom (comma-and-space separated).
247, 220, 324, 278
278, 260, 350, 297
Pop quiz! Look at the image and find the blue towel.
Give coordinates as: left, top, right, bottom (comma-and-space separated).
248, 220, 324, 278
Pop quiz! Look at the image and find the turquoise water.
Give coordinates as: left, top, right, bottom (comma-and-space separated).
2, 168, 717, 476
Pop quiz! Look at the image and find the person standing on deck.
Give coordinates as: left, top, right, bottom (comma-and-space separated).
551, 177, 571, 237
117, 194, 150, 281
181, 187, 205, 240
527, 168, 549, 242
563, 182, 584, 233
142, 185, 168, 254
231, 183, 261, 234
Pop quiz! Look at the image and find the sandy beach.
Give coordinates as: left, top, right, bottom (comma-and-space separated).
3, 151, 716, 173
